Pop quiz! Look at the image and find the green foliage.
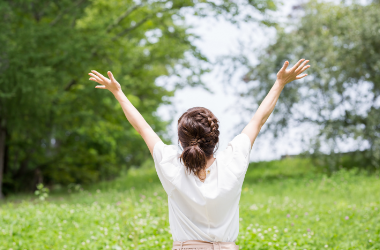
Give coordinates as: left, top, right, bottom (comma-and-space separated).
34, 183, 49, 201
0, 0, 278, 195
227, 0, 380, 171
1, 159, 379, 249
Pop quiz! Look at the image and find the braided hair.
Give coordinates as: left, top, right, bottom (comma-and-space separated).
178, 107, 220, 181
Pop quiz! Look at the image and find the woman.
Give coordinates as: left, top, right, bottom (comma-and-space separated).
88, 59, 310, 249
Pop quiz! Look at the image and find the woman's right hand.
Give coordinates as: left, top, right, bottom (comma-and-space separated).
88, 70, 122, 94
276, 59, 310, 86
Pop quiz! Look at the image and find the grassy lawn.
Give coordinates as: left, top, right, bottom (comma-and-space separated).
0, 158, 379, 249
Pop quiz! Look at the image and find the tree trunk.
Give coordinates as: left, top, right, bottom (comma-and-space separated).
0, 126, 6, 199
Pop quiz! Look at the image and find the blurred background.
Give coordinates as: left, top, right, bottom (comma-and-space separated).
0, 0, 379, 197
1, 1, 380, 249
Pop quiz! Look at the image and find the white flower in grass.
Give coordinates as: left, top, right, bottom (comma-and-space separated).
325, 245, 328, 248
268, 242, 272, 245
250, 204, 258, 210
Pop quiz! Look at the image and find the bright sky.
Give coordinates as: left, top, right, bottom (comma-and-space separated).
158, 1, 305, 161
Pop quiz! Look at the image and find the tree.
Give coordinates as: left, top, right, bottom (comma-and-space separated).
0, 0, 277, 197
225, 0, 380, 171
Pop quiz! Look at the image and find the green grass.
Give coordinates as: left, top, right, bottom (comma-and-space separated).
1, 158, 380, 249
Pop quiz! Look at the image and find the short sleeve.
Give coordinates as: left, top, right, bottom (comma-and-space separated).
153, 141, 181, 195
223, 133, 252, 179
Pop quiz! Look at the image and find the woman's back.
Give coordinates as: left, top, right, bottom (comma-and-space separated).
89, 58, 310, 248
153, 133, 252, 242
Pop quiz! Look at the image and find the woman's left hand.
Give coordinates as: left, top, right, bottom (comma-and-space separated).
88, 70, 122, 94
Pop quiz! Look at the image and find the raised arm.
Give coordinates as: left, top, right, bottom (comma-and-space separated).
242, 59, 310, 147
88, 70, 161, 156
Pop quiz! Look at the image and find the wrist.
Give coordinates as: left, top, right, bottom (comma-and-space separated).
112, 89, 125, 99
275, 79, 287, 87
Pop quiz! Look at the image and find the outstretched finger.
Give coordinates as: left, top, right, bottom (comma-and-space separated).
89, 77, 101, 83
279, 61, 289, 72
107, 71, 116, 82
296, 60, 309, 73
95, 85, 106, 89
91, 70, 108, 81
291, 59, 305, 71
89, 73, 102, 83
296, 74, 308, 80
297, 65, 311, 74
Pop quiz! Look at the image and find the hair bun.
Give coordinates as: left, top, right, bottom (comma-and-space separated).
190, 139, 198, 146
178, 107, 220, 180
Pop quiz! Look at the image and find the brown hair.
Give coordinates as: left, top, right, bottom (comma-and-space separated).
178, 107, 220, 181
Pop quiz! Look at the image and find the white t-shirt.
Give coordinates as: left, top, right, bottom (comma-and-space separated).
152, 133, 252, 242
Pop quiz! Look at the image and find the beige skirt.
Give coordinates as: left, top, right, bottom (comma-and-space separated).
172, 240, 239, 250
